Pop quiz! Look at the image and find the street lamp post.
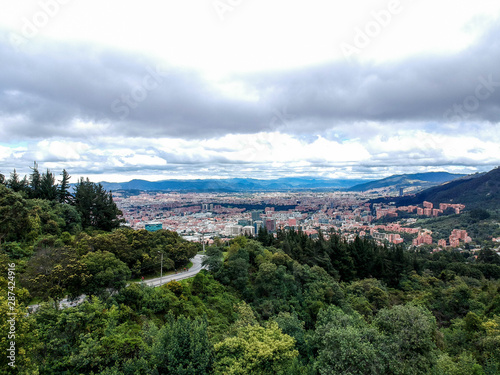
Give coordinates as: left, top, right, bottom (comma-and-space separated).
157, 251, 163, 286
202, 233, 205, 254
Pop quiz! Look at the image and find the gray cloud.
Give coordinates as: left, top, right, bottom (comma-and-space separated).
1, 22, 500, 143
246, 25, 500, 133
0, 35, 272, 141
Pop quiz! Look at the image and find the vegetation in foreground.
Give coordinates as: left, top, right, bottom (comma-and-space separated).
1, 167, 500, 374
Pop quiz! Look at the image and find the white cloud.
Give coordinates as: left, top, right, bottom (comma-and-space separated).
1, 0, 500, 181
35, 140, 88, 161
121, 154, 167, 167
3, 127, 497, 182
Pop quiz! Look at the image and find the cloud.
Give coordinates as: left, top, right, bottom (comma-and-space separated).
245, 25, 500, 133
1, 22, 500, 145
2, 128, 498, 183
0, 18, 499, 181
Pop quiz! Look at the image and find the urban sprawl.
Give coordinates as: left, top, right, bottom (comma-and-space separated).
114, 191, 490, 252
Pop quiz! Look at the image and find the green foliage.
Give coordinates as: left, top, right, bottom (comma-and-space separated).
6, 168, 28, 193
74, 177, 124, 231
75, 228, 194, 277
433, 353, 485, 375
315, 306, 386, 375
1, 241, 32, 259
21, 246, 89, 303
0, 296, 36, 374
39, 169, 58, 201
152, 314, 213, 374
266, 229, 415, 287
0, 185, 31, 243
214, 321, 298, 375
58, 169, 72, 203
478, 248, 500, 265
203, 246, 224, 274
31, 298, 149, 373
345, 278, 389, 319
374, 304, 439, 374
470, 208, 491, 221
272, 311, 313, 362
81, 250, 131, 296
2, 168, 500, 374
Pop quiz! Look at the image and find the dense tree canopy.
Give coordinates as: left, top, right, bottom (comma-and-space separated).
0, 166, 499, 374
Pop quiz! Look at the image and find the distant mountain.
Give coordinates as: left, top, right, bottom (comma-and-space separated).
99, 177, 372, 192
347, 172, 465, 194
371, 167, 500, 209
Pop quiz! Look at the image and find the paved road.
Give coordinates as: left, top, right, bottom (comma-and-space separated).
28, 254, 207, 312
141, 254, 207, 287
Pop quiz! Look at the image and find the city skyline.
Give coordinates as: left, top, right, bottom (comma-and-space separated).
1, 1, 499, 182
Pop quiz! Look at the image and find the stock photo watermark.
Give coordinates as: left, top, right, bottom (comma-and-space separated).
212, 0, 244, 21
6, 263, 17, 368
9, 0, 72, 51
339, 0, 403, 60
270, 106, 295, 128
444, 75, 500, 121
110, 65, 169, 120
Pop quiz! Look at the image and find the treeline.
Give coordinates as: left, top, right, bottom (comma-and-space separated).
0, 166, 199, 303
1, 163, 72, 203
1, 163, 122, 232
256, 227, 500, 287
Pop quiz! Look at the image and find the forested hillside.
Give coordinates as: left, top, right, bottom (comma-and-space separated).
1, 167, 500, 374
373, 167, 500, 210
348, 172, 464, 193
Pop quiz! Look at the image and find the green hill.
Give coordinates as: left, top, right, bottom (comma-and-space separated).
348, 172, 464, 194
373, 167, 500, 210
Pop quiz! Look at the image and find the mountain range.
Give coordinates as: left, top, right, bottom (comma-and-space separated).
100, 172, 463, 193
99, 177, 370, 192
101, 168, 500, 209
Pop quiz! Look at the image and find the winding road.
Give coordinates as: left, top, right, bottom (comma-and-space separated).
141, 254, 207, 287
28, 254, 207, 312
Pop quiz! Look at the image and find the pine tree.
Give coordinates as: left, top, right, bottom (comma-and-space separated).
6, 169, 26, 192
58, 169, 72, 203
73, 178, 94, 228
29, 161, 41, 198
40, 169, 58, 201
73, 178, 123, 231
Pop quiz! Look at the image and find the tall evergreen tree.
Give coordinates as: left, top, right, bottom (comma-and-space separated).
73, 178, 123, 231
29, 161, 41, 198
0, 171, 5, 185
58, 169, 72, 204
73, 178, 95, 229
40, 169, 58, 201
6, 168, 27, 192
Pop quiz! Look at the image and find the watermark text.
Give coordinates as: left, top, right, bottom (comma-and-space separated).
6, 263, 17, 368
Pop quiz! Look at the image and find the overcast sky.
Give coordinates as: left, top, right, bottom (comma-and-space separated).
1, 0, 499, 182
